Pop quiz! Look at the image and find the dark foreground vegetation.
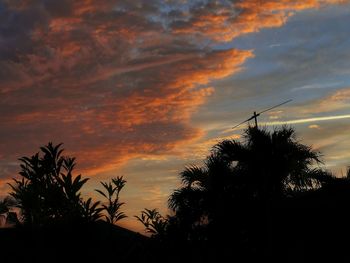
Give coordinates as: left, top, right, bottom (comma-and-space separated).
1, 126, 350, 262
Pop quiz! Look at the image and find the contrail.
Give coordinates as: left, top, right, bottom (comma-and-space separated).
261, 114, 350, 126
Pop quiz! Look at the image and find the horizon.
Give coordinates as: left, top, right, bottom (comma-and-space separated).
1, 0, 350, 232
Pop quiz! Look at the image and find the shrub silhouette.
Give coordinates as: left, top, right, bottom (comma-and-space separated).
0, 197, 13, 218
0, 197, 18, 226
8, 142, 102, 226
135, 208, 167, 237
0, 143, 136, 263
95, 176, 127, 224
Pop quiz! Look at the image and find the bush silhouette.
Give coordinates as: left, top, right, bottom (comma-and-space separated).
95, 176, 127, 224
0, 143, 138, 263
135, 208, 167, 237
0, 197, 18, 226
8, 143, 102, 226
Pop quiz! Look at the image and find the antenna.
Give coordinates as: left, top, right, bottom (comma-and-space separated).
232, 99, 292, 129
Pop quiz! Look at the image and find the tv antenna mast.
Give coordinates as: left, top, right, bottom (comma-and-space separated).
232, 99, 292, 129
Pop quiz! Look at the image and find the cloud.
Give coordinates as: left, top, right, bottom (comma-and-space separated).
291, 87, 350, 115
291, 81, 343, 91
245, 87, 350, 130
0, 0, 346, 176
269, 43, 281, 48
308, 124, 321, 129
298, 121, 350, 176
0, 1, 256, 180
262, 114, 350, 126
169, 0, 347, 42
0, 0, 348, 220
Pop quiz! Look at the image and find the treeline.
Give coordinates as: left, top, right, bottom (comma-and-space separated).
1, 126, 350, 262
135, 126, 350, 262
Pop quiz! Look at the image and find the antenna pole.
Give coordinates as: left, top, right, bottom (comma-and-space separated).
232, 99, 292, 130
253, 111, 258, 128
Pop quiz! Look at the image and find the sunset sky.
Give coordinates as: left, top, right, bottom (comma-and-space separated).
1, 0, 350, 232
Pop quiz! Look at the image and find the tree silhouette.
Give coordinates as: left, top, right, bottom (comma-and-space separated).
169, 126, 329, 215
1, 131, 350, 262
81, 198, 103, 223
163, 126, 335, 258
0, 196, 18, 226
135, 208, 168, 237
0, 197, 12, 217
8, 142, 102, 226
95, 176, 127, 224
215, 126, 328, 195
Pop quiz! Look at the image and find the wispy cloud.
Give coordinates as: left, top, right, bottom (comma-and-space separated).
269, 43, 281, 48
262, 114, 350, 126
292, 87, 350, 115
291, 81, 343, 91
308, 124, 321, 129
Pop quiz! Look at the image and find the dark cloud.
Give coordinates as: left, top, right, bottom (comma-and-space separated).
0, 0, 255, 180
0, 0, 346, 181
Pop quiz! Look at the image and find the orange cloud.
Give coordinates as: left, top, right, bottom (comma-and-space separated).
0, 0, 347, 214
309, 124, 321, 129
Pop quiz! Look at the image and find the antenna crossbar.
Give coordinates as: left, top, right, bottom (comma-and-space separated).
232, 99, 292, 129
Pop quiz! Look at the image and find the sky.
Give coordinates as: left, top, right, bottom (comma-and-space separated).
1, 0, 350, 232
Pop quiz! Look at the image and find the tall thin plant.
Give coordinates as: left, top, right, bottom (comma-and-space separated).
95, 176, 127, 224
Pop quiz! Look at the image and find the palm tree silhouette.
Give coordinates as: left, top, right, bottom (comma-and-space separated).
214, 126, 327, 197
168, 126, 332, 257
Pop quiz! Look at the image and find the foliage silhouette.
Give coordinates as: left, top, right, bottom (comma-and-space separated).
81, 198, 103, 223
0, 197, 18, 226
0, 197, 13, 216
2, 129, 350, 262
0, 143, 150, 263
96, 176, 127, 224
137, 126, 341, 262
167, 127, 330, 238
135, 208, 168, 237
8, 142, 102, 226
